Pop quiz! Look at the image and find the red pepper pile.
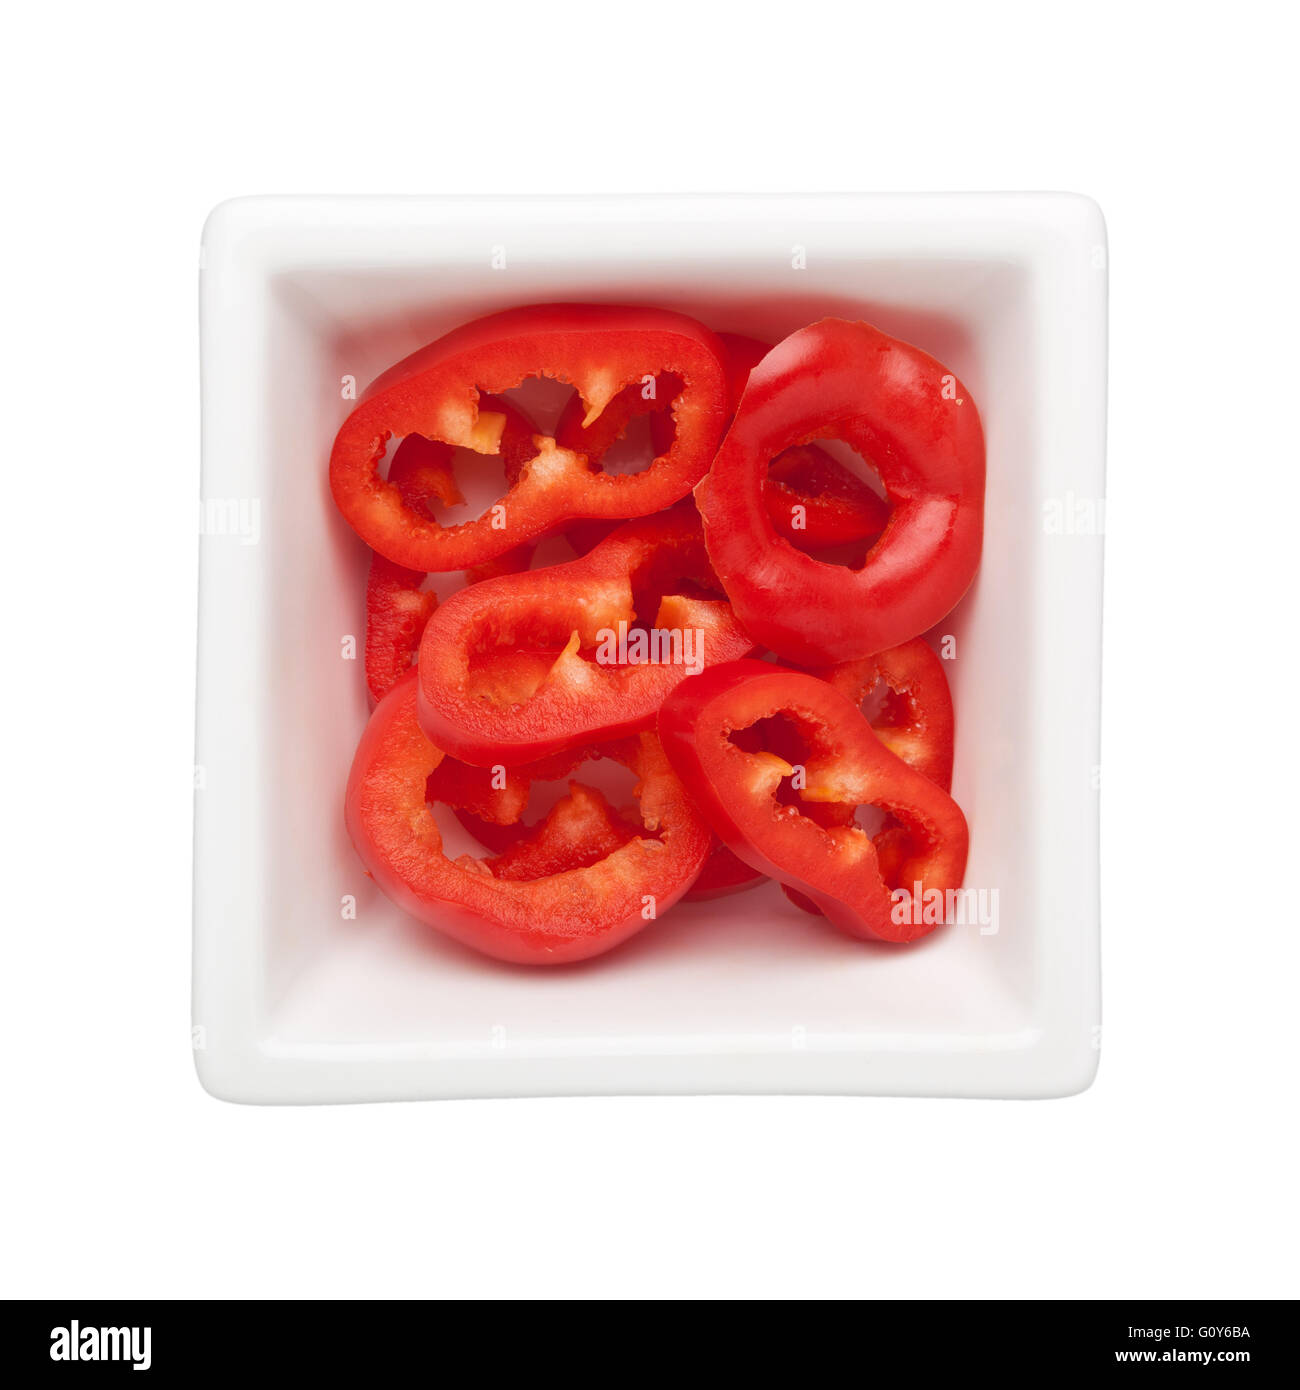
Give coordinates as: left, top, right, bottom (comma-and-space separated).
331, 305, 984, 965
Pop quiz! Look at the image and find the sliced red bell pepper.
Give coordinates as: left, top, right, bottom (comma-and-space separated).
552, 370, 683, 479
378, 395, 541, 582
429, 728, 760, 901
331, 303, 729, 572
763, 444, 889, 549
365, 564, 440, 711
484, 781, 639, 881
548, 368, 683, 557
457, 393, 543, 583
716, 334, 889, 551
657, 660, 968, 943
363, 397, 540, 705
780, 638, 955, 916
696, 318, 985, 664
416, 505, 754, 767
424, 744, 592, 853
423, 754, 531, 846
346, 673, 711, 965
363, 433, 453, 707
811, 637, 955, 791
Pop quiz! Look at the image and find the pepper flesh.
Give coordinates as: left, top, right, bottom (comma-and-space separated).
554, 331, 887, 556
363, 395, 540, 705
425, 745, 596, 853
716, 334, 890, 551
484, 782, 639, 881
657, 660, 969, 943
346, 673, 711, 965
416, 506, 754, 766
811, 637, 955, 791
431, 745, 761, 903
696, 318, 985, 664
331, 303, 729, 572
782, 638, 955, 916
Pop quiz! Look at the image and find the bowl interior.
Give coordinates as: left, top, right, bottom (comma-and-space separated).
257, 250, 1041, 1058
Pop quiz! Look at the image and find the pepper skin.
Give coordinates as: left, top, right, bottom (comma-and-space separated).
695, 319, 985, 664
781, 638, 956, 916
363, 394, 540, 706
811, 637, 955, 791
424, 745, 595, 854
657, 660, 969, 943
346, 673, 711, 965
331, 303, 729, 572
416, 506, 754, 767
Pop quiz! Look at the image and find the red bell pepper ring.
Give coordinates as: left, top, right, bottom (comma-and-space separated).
657, 660, 969, 943
696, 318, 985, 664
363, 397, 540, 705
811, 637, 955, 791
416, 506, 755, 767
346, 673, 712, 965
330, 303, 729, 572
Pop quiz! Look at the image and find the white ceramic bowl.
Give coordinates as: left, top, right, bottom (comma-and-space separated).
195, 192, 1106, 1102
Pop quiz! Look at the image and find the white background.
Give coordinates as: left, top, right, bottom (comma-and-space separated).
2, 1, 1296, 1300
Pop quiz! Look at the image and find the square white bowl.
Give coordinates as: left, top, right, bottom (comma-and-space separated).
194, 192, 1106, 1103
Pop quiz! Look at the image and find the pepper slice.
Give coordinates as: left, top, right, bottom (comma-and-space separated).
331, 303, 729, 572
657, 660, 968, 943
416, 506, 754, 767
696, 318, 985, 664
363, 396, 540, 706
346, 673, 711, 965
